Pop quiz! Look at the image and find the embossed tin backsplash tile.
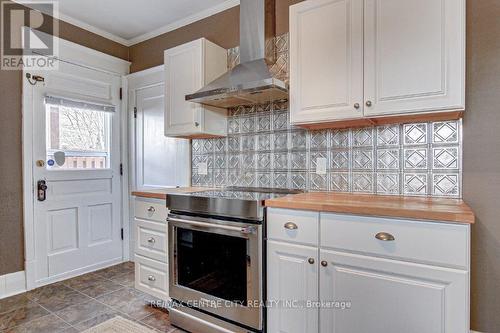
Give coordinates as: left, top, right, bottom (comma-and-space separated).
191, 34, 462, 198
191, 102, 462, 198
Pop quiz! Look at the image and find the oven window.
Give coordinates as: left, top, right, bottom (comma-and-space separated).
177, 228, 248, 305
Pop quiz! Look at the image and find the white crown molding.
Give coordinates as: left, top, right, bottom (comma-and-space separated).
57, 12, 131, 46
127, 0, 240, 46
13, 0, 240, 47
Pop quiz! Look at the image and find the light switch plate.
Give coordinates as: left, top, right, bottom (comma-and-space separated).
198, 162, 208, 175
316, 157, 327, 175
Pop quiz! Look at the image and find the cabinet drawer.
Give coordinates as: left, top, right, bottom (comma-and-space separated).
135, 255, 169, 300
134, 199, 167, 223
135, 219, 167, 262
321, 213, 468, 268
267, 208, 319, 246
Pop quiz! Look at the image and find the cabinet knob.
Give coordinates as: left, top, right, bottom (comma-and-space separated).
194, 122, 200, 127
284, 222, 298, 230
365, 100, 373, 107
147, 206, 155, 213
308, 258, 315, 265
147, 237, 155, 244
148, 275, 156, 282
354, 103, 360, 109
375, 232, 395, 241
321, 261, 328, 267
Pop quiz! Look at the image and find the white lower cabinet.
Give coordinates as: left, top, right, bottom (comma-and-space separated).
319, 250, 468, 333
267, 241, 319, 333
133, 197, 169, 300
135, 255, 169, 300
266, 208, 470, 333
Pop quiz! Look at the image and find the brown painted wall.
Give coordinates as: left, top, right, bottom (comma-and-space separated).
129, 1, 305, 73
129, 6, 240, 73
464, 0, 500, 331
0, 0, 128, 276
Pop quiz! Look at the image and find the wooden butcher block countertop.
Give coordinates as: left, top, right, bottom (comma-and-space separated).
131, 187, 211, 200
265, 192, 475, 224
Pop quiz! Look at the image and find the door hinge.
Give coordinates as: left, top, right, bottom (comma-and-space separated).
119, 88, 123, 100
120, 163, 123, 176
134, 107, 137, 119
121, 228, 124, 240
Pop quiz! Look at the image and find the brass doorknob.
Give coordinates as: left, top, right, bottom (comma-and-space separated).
375, 232, 395, 241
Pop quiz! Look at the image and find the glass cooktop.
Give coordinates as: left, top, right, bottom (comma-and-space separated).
166, 187, 303, 221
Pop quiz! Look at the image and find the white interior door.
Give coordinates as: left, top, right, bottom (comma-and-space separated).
134, 82, 190, 189
29, 61, 123, 284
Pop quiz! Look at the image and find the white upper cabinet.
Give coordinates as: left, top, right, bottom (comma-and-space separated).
164, 38, 228, 138
363, 0, 465, 116
289, 0, 364, 124
289, 0, 465, 125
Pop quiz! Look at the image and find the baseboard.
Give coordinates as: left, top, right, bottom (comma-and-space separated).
31, 257, 123, 289
0, 271, 26, 299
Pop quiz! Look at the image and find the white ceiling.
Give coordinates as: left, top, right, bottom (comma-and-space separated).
21, 0, 239, 46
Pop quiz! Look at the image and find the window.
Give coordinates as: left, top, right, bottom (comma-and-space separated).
45, 96, 114, 170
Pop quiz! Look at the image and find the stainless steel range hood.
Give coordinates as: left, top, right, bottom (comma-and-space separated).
185, 0, 288, 108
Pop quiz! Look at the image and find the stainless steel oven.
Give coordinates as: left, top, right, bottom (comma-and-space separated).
168, 213, 263, 332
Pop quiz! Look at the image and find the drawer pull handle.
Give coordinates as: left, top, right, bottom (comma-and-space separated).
308, 258, 315, 265
321, 261, 328, 267
147, 206, 155, 213
148, 275, 156, 282
375, 232, 395, 241
284, 222, 298, 230
147, 237, 155, 244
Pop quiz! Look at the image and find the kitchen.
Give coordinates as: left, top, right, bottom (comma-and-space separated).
0, 0, 497, 332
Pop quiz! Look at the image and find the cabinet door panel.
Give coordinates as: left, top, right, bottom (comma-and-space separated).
267, 241, 319, 333
290, 0, 364, 124
319, 250, 469, 333
164, 40, 202, 136
364, 0, 465, 116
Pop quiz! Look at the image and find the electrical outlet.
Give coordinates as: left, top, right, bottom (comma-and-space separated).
316, 157, 327, 175
198, 162, 208, 175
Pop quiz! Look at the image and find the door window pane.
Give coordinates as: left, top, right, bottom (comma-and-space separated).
45, 101, 111, 169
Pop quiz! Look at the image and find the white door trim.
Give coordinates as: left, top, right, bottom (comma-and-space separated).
126, 64, 165, 192
126, 64, 164, 261
22, 28, 130, 290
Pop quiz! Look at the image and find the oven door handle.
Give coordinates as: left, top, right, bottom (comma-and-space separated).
168, 217, 257, 234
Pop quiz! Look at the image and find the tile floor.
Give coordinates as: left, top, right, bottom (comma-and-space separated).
0, 262, 186, 333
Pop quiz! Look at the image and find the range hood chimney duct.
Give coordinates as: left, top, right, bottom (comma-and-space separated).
185, 0, 288, 108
